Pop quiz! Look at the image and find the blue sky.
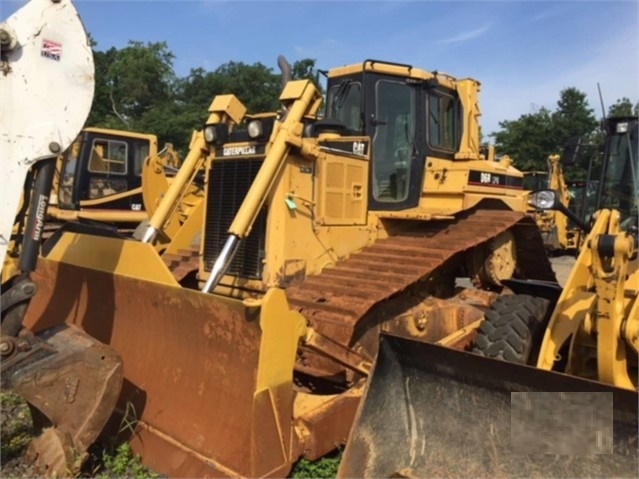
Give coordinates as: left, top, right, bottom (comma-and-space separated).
4, 0, 638, 138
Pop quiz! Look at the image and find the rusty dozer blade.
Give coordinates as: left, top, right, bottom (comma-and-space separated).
338, 335, 638, 479
22, 233, 308, 478
1, 324, 123, 477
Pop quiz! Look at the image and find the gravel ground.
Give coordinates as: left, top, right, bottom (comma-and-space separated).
550, 254, 577, 286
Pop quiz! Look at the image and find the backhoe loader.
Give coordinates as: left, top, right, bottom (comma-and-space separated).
4, 53, 559, 477
527, 153, 583, 252
338, 115, 638, 478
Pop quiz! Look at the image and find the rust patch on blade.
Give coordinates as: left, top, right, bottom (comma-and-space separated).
22, 258, 271, 478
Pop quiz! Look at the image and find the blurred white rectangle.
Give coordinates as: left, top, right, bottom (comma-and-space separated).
511, 392, 613, 455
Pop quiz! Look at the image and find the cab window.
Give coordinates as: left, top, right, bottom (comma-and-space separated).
58, 139, 81, 206
372, 80, 415, 203
326, 81, 363, 134
428, 92, 459, 151
600, 122, 638, 225
88, 139, 127, 174
133, 140, 150, 176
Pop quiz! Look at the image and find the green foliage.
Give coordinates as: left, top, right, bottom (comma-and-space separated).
290, 449, 341, 478
88, 41, 176, 131
491, 106, 555, 172
86, 47, 118, 127
551, 88, 598, 146
86, 38, 322, 154
178, 61, 280, 115
95, 442, 158, 479
608, 97, 639, 117
491, 88, 601, 179
108, 41, 176, 121
0, 393, 32, 465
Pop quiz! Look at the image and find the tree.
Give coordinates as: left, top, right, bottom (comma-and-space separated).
551, 88, 598, 147
168, 58, 322, 152
87, 41, 177, 131
86, 46, 118, 127
84, 44, 321, 153
167, 62, 282, 152
291, 58, 324, 95
607, 97, 639, 117
106, 41, 176, 127
204, 61, 282, 112
491, 107, 555, 172
491, 88, 598, 178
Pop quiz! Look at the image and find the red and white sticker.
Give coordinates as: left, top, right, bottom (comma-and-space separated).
41, 39, 62, 61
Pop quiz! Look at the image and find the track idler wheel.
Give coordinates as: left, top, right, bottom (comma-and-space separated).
469, 230, 517, 289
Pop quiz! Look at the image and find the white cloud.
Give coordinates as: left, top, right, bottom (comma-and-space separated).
529, 5, 568, 23
436, 25, 490, 45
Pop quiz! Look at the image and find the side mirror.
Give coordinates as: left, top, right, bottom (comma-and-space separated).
560, 136, 582, 166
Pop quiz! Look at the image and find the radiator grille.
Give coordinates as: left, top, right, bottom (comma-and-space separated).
203, 158, 267, 279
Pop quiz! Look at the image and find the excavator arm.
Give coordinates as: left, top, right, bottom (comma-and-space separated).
1, 0, 94, 266
1, 2, 123, 476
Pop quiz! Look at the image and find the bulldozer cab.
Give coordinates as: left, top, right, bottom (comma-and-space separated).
325, 69, 419, 207
323, 60, 488, 211
57, 128, 158, 214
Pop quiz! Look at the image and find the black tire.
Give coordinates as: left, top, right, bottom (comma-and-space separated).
472, 294, 550, 365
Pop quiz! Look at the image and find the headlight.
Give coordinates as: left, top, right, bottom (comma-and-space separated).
529, 189, 557, 210
616, 122, 629, 134
204, 125, 217, 143
203, 124, 229, 145
247, 120, 263, 139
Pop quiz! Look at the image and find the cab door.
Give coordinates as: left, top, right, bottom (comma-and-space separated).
364, 74, 422, 211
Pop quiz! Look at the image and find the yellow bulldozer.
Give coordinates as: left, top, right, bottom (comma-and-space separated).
338, 115, 638, 478
4, 14, 560, 474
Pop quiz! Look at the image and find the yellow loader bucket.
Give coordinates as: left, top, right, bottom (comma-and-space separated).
22, 233, 306, 478
337, 334, 638, 479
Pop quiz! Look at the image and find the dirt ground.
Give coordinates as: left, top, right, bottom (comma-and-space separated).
549, 254, 577, 286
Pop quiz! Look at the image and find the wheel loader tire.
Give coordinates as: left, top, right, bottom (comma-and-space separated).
472, 294, 550, 365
